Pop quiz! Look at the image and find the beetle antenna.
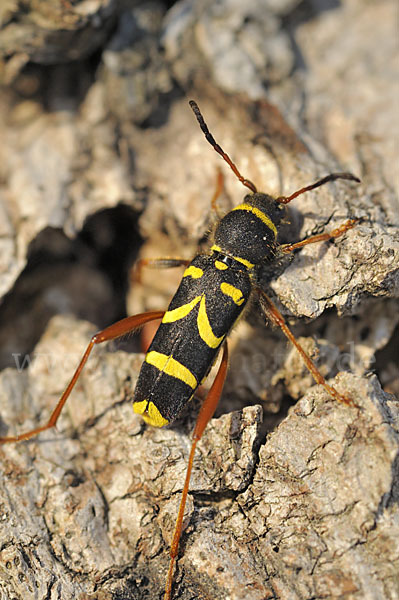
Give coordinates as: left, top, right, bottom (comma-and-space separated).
189, 100, 257, 194
276, 172, 361, 204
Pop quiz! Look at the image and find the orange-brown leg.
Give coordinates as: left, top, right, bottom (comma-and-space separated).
135, 169, 224, 284
0, 311, 164, 444
280, 218, 358, 254
133, 258, 190, 284
258, 292, 356, 407
210, 167, 225, 218
164, 342, 229, 600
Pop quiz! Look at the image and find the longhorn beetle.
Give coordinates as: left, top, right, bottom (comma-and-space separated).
0, 101, 360, 599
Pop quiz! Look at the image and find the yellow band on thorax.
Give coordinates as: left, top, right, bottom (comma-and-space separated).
231, 255, 254, 269
210, 245, 254, 270
232, 203, 277, 236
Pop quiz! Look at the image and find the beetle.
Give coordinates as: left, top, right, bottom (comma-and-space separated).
0, 100, 360, 599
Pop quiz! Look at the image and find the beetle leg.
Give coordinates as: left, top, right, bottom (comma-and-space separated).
164, 341, 229, 600
0, 311, 165, 443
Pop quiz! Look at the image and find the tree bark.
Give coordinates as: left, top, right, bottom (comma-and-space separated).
0, 1, 398, 599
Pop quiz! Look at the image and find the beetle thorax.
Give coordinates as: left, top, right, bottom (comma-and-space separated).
213, 193, 284, 268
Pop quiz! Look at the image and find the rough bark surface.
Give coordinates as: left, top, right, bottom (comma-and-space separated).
0, 317, 398, 600
0, 1, 398, 599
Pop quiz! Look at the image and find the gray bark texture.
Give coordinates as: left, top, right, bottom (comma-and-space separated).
0, 1, 398, 599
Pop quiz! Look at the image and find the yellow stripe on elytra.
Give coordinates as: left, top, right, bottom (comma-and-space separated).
215, 260, 228, 270
133, 399, 169, 427
232, 203, 277, 236
162, 292, 224, 349
183, 265, 203, 279
220, 282, 245, 306
197, 296, 224, 348
145, 350, 197, 389
162, 296, 201, 323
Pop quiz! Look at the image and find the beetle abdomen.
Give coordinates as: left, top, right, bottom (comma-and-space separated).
133, 253, 251, 425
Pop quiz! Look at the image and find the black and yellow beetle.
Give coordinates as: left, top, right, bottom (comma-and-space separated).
0, 100, 360, 599
132, 198, 280, 427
